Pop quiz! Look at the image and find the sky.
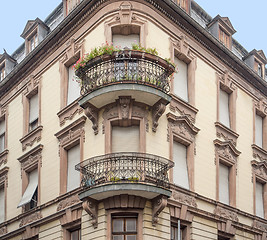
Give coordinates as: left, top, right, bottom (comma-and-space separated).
0, 0, 266, 57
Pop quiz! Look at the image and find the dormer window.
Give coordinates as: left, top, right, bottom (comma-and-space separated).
172, 0, 190, 13
0, 51, 16, 81
28, 33, 38, 52
0, 65, 5, 82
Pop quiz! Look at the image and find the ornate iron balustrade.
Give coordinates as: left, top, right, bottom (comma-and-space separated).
75, 50, 175, 96
75, 152, 174, 189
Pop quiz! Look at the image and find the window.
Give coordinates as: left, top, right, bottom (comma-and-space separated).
255, 181, 265, 218
172, 141, 189, 190
70, 228, 81, 240
255, 114, 263, 148
0, 186, 5, 223
219, 89, 230, 128
255, 60, 263, 77
28, 34, 38, 52
29, 94, 39, 132
219, 163, 230, 205
171, 219, 188, 240
0, 119, 6, 153
112, 126, 140, 153
112, 216, 137, 240
18, 168, 38, 210
219, 28, 230, 48
0, 65, 5, 81
218, 235, 230, 240
67, 63, 80, 105
67, 144, 81, 192
173, 57, 188, 102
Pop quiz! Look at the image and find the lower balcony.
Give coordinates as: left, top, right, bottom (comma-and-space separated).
76, 152, 174, 201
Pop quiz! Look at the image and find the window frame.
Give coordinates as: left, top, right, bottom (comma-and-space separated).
0, 167, 8, 224
170, 217, 190, 240
55, 116, 86, 195
254, 106, 267, 150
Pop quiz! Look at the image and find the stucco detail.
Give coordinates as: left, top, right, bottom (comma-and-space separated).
214, 206, 239, 222
57, 194, 81, 211
19, 211, 42, 227
171, 190, 197, 208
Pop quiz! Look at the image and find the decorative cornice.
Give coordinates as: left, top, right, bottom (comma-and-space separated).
19, 126, 43, 151
217, 220, 236, 236
171, 190, 197, 208
60, 208, 82, 227
57, 194, 81, 211
252, 144, 267, 162
215, 122, 239, 146
214, 206, 239, 222
214, 139, 240, 164
19, 211, 42, 227
0, 150, 9, 167
216, 70, 237, 92
22, 226, 39, 240
0, 166, 9, 186
169, 204, 194, 222
251, 160, 267, 182
254, 98, 267, 116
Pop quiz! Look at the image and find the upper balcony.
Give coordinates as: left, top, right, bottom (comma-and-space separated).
76, 49, 175, 109
76, 152, 174, 201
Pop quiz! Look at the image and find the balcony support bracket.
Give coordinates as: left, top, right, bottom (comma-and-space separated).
152, 195, 168, 226
83, 103, 99, 135
152, 100, 167, 132
82, 197, 98, 229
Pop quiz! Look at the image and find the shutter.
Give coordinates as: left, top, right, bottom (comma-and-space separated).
219, 163, 229, 205
112, 34, 140, 49
112, 126, 139, 153
256, 182, 264, 218
0, 188, 4, 223
255, 114, 263, 148
67, 144, 80, 192
67, 64, 80, 105
219, 89, 230, 128
18, 169, 38, 207
29, 94, 39, 123
173, 141, 189, 189
173, 57, 188, 102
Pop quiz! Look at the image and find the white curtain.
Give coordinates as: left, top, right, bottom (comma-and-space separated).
256, 181, 264, 218
173, 141, 189, 189
67, 144, 80, 192
219, 89, 230, 128
29, 94, 39, 123
219, 163, 229, 205
0, 188, 5, 223
112, 126, 139, 153
67, 64, 80, 105
255, 114, 263, 148
173, 57, 188, 102
112, 34, 140, 49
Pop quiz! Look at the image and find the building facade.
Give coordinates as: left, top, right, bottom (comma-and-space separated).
0, 0, 266, 239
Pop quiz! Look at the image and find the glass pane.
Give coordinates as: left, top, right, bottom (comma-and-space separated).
71, 229, 81, 240
126, 236, 136, 240
113, 235, 124, 240
126, 218, 136, 232
113, 219, 124, 232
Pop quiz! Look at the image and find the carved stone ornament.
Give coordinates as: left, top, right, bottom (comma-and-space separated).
19, 211, 42, 227
251, 160, 267, 182
57, 194, 81, 211
252, 144, 267, 162
254, 98, 267, 115
214, 139, 240, 165
152, 100, 166, 132
0, 166, 9, 187
215, 122, 239, 146
167, 112, 199, 143
169, 204, 194, 222
83, 103, 99, 135
217, 220, 236, 236
214, 206, 239, 222
20, 126, 43, 151
23, 75, 41, 96
171, 190, 197, 208
60, 208, 82, 226
216, 70, 236, 92
17, 145, 43, 174
252, 220, 267, 232
82, 197, 98, 229
0, 226, 7, 236
22, 226, 39, 240
0, 149, 8, 167
152, 195, 168, 226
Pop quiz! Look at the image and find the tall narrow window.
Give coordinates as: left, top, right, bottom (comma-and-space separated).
219, 28, 230, 48
173, 142, 189, 189
255, 114, 263, 148
173, 57, 188, 102
255, 181, 264, 218
219, 89, 230, 128
255, 61, 263, 77
18, 169, 38, 210
0, 65, 5, 81
112, 126, 139, 153
219, 163, 230, 205
171, 219, 189, 240
67, 63, 80, 105
29, 94, 39, 132
0, 186, 5, 223
67, 144, 80, 192
29, 34, 38, 52
112, 216, 137, 240
0, 119, 5, 153
112, 34, 140, 49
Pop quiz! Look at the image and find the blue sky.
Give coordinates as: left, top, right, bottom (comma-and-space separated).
0, 0, 266, 57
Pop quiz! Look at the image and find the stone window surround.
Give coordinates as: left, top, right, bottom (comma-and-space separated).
17, 144, 43, 212
214, 139, 240, 207
167, 112, 200, 192
216, 71, 238, 145
0, 106, 8, 167
251, 160, 267, 219
0, 167, 9, 224
58, 38, 84, 127
55, 116, 86, 195
20, 76, 42, 152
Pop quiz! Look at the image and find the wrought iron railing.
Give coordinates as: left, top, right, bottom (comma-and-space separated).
75, 152, 174, 189
75, 50, 175, 96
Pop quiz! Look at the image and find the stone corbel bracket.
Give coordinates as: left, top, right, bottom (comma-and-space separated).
83, 103, 99, 135
152, 195, 168, 226
152, 99, 168, 132
82, 197, 98, 229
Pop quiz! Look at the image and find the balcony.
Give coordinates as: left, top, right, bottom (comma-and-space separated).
77, 50, 175, 109
76, 152, 174, 201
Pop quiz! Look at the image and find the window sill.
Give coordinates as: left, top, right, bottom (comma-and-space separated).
252, 144, 267, 161
20, 126, 43, 151
215, 122, 239, 145
0, 149, 8, 167
57, 100, 83, 127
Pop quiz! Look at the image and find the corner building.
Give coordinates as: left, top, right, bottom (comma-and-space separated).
0, 0, 267, 239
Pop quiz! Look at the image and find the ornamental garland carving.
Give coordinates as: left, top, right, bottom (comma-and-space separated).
214, 206, 239, 222
19, 211, 42, 227
251, 160, 267, 182
171, 190, 197, 208
57, 194, 81, 211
